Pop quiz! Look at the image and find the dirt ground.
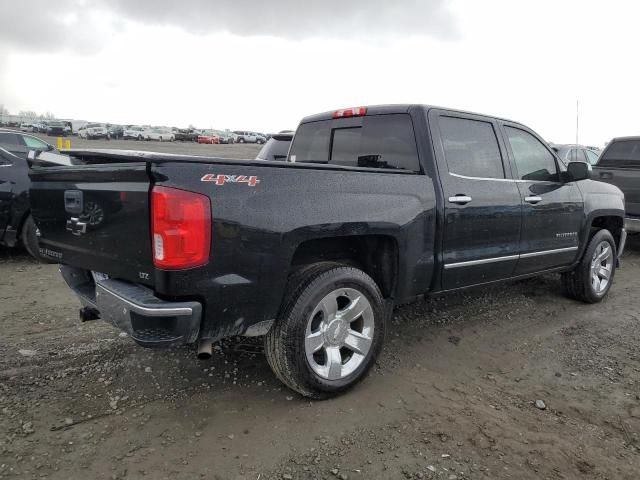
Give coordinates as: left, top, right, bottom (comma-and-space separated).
2, 236, 640, 480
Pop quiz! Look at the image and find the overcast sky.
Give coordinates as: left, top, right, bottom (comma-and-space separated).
0, 0, 637, 145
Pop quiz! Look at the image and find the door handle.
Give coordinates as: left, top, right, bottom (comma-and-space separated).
525, 196, 542, 204
448, 195, 472, 204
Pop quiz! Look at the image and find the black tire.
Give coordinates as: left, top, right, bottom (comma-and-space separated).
21, 215, 54, 263
238, 137, 245, 143
265, 262, 386, 399
562, 229, 617, 303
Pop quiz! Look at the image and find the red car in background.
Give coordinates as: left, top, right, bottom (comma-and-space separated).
197, 131, 220, 144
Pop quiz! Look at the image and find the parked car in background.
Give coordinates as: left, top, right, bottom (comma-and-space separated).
32, 122, 48, 133
0, 128, 57, 155
593, 137, 640, 233
78, 123, 109, 139
552, 144, 601, 166
47, 121, 68, 137
256, 131, 294, 161
197, 130, 219, 144
20, 123, 34, 133
123, 126, 147, 140
233, 131, 265, 144
145, 128, 175, 142
173, 128, 200, 142
28, 104, 626, 398
108, 125, 124, 139
0, 143, 69, 261
214, 130, 235, 144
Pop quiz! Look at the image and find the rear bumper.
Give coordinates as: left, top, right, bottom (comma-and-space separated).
625, 217, 640, 233
60, 265, 201, 347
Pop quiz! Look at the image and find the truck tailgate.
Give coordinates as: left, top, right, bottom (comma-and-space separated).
29, 163, 154, 285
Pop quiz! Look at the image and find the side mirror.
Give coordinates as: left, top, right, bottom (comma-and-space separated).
566, 161, 591, 182
47, 144, 55, 151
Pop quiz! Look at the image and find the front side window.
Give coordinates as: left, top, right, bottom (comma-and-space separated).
439, 116, 504, 179
22, 135, 49, 150
505, 127, 559, 182
289, 114, 420, 171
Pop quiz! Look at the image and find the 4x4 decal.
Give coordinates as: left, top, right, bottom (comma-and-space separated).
201, 174, 260, 187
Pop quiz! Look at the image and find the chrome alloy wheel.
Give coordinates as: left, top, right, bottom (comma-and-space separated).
591, 241, 613, 294
305, 288, 375, 380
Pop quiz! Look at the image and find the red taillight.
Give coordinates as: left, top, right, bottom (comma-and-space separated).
151, 186, 211, 269
333, 107, 367, 119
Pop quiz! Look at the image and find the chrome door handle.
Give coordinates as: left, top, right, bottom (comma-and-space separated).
525, 196, 542, 204
448, 195, 472, 204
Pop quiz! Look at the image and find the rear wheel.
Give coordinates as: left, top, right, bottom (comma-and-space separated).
265, 263, 386, 399
238, 137, 245, 143
562, 229, 616, 303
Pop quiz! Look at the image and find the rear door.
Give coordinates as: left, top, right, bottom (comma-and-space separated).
594, 139, 640, 217
501, 124, 583, 274
429, 111, 522, 289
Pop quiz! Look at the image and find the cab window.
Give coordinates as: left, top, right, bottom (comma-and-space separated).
439, 116, 505, 179
22, 135, 50, 151
505, 127, 559, 182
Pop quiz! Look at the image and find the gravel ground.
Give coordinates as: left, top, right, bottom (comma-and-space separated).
2, 233, 640, 479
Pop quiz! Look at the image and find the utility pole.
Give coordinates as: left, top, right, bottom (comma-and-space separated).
575, 99, 579, 145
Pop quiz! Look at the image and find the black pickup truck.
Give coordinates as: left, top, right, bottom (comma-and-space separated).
592, 137, 640, 233
29, 105, 626, 398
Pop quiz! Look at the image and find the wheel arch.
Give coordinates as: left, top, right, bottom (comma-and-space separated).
289, 234, 399, 300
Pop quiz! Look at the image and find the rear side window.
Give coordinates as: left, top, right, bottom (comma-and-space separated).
505, 127, 559, 182
599, 140, 640, 168
289, 114, 420, 171
438, 117, 504, 179
0, 132, 22, 146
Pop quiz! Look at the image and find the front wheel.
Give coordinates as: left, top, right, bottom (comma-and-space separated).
562, 229, 617, 303
265, 263, 386, 399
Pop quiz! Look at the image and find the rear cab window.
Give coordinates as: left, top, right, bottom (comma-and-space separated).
598, 140, 640, 168
288, 114, 421, 172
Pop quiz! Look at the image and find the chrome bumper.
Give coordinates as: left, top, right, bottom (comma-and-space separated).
625, 217, 640, 233
60, 266, 201, 347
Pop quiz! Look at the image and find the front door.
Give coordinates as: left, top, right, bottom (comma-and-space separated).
430, 112, 523, 290
502, 125, 583, 274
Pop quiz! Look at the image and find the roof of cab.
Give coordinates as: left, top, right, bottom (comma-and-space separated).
298, 104, 526, 127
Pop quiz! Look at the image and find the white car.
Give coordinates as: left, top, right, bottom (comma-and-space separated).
20, 123, 34, 132
123, 125, 147, 140
78, 123, 109, 139
145, 128, 175, 142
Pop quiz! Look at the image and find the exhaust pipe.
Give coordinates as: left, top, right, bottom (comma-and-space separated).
197, 339, 213, 360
